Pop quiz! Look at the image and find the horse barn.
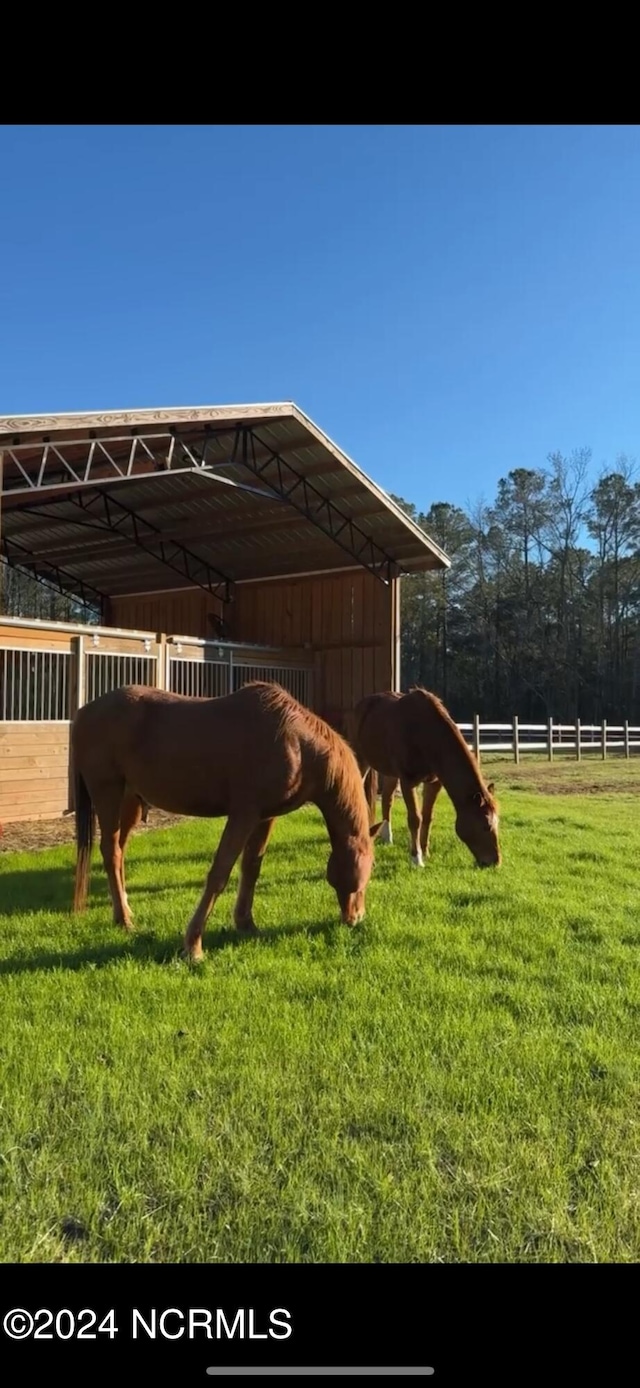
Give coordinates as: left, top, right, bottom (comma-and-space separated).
0, 403, 449, 823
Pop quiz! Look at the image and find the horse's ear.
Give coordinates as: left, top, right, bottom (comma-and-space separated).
471, 790, 484, 806
486, 781, 495, 795
369, 821, 384, 840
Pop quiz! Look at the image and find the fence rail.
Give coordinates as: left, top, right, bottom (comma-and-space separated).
458, 716, 640, 761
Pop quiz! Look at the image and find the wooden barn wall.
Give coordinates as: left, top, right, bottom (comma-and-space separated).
107, 590, 225, 639
233, 571, 395, 730
107, 571, 396, 729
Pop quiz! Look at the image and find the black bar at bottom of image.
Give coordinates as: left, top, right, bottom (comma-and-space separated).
0, 1263, 623, 1385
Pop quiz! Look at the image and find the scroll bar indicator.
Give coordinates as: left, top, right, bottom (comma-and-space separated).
206, 1370, 435, 1377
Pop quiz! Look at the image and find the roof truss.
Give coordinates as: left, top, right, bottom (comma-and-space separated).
1, 532, 105, 609
2, 421, 401, 588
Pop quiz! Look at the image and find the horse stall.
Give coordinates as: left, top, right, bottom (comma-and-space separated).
0, 403, 448, 824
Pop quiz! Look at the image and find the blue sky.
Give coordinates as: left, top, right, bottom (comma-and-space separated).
2, 124, 640, 514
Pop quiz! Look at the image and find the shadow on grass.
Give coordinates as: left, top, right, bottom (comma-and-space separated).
0, 917, 337, 977
0, 866, 89, 917
0, 859, 332, 917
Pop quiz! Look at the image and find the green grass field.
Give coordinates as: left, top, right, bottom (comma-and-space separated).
0, 759, 639, 1263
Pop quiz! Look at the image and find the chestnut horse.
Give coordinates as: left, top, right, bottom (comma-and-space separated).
350, 688, 501, 869
72, 681, 382, 961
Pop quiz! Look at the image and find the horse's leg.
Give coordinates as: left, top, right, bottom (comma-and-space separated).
93, 780, 132, 929
183, 813, 258, 962
378, 776, 397, 845
400, 778, 424, 867
419, 777, 443, 860
233, 817, 276, 935
118, 792, 144, 919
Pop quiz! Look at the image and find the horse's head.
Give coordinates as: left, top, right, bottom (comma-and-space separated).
455, 783, 501, 868
326, 823, 382, 925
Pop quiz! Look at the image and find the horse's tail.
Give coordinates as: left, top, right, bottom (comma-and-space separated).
73, 770, 95, 913
364, 767, 379, 823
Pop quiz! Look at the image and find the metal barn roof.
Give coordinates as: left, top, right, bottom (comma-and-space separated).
0, 403, 449, 604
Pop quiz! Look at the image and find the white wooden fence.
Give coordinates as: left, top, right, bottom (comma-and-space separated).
459, 716, 640, 762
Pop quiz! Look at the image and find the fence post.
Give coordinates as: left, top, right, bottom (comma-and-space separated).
624, 719, 630, 759
601, 719, 607, 760
575, 718, 581, 761
73, 635, 85, 713
155, 633, 166, 691
512, 715, 520, 764
547, 717, 553, 762
473, 713, 481, 763
67, 635, 85, 813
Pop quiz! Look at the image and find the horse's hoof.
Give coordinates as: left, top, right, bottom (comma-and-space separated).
182, 938, 204, 963
235, 918, 260, 937
377, 821, 393, 845
410, 854, 425, 869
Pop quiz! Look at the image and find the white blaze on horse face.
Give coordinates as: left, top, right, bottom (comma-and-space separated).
489, 812, 499, 833
378, 820, 393, 845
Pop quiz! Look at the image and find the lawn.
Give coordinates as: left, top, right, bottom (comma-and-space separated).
0, 760, 639, 1263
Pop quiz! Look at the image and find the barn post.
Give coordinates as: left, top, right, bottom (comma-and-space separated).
575, 718, 581, 761
391, 576, 401, 692
473, 713, 481, 763
601, 719, 607, 760
0, 449, 4, 613
73, 635, 86, 713
66, 634, 86, 813
547, 717, 553, 762
512, 715, 520, 764
624, 719, 630, 759
155, 632, 167, 690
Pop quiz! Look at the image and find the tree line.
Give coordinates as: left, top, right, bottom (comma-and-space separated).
0, 562, 98, 627
394, 449, 640, 721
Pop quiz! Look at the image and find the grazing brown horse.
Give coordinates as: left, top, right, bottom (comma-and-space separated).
72, 681, 382, 961
351, 688, 501, 869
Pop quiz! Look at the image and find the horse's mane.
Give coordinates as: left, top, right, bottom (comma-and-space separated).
244, 682, 369, 829
409, 686, 498, 810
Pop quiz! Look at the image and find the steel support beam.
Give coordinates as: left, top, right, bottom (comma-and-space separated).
0, 425, 245, 498
235, 428, 399, 585
66, 489, 233, 601
12, 488, 233, 603
1, 532, 105, 609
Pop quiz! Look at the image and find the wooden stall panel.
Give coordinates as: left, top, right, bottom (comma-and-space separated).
0, 722, 71, 821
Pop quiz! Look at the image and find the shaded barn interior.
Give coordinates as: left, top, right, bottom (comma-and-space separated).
0, 403, 448, 819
